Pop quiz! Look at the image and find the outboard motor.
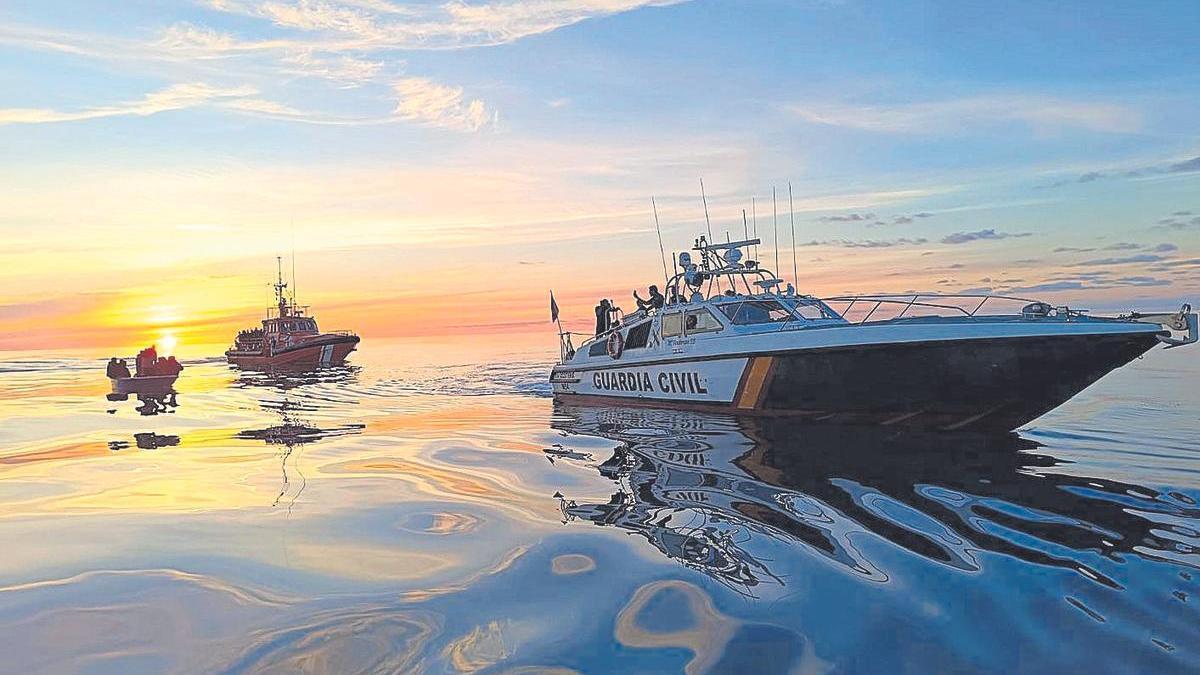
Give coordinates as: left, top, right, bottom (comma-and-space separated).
1022, 302, 1053, 319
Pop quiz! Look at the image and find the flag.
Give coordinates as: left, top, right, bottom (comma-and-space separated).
550, 291, 559, 323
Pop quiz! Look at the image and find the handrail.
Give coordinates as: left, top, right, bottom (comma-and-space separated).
821, 293, 1043, 324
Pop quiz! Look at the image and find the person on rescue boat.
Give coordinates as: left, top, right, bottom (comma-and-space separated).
135, 345, 157, 376
161, 356, 184, 376
634, 285, 664, 312
594, 299, 612, 337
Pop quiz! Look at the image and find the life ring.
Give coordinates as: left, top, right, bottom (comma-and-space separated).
606, 331, 625, 359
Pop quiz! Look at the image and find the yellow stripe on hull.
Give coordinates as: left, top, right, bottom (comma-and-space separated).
735, 356, 774, 410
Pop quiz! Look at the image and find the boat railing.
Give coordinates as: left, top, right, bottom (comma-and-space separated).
821, 293, 1044, 324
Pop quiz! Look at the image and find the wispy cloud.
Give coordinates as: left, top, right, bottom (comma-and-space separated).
198, 0, 689, 50
0, 83, 257, 125
1071, 254, 1167, 267
280, 50, 386, 86
391, 77, 494, 131
816, 210, 935, 226
1041, 155, 1200, 189
790, 95, 1141, 135
940, 229, 1031, 245
800, 237, 928, 248
817, 212, 875, 223
1153, 213, 1200, 231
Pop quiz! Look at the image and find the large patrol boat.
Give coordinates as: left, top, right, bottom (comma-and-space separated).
549, 235, 1196, 431
226, 258, 359, 369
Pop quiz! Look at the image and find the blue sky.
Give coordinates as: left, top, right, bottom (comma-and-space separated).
0, 0, 1198, 346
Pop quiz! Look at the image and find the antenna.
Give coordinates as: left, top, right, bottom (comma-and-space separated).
742, 209, 749, 241
772, 187, 780, 287
789, 182, 798, 288
651, 197, 670, 290
751, 197, 759, 261
699, 178, 714, 243
275, 255, 288, 315
291, 228, 297, 306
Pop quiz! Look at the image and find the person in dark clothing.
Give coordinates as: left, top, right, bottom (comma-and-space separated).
163, 356, 183, 376
106, 358, 121, 379
115, 359, 131, 379
634, 285, 665, 312
594, 299, 612, 336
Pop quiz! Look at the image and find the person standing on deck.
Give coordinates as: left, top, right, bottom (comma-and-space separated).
594, 299, 612, 336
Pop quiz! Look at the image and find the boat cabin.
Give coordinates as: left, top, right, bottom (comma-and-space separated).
560, 236, 848, 365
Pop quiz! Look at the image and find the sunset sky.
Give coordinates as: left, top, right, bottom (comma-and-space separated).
1, 0, 1197, 354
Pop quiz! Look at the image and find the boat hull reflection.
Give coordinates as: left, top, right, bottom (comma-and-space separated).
550, 403, 1190, 594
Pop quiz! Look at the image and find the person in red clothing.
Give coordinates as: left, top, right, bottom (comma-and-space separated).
135, 345, 157, 376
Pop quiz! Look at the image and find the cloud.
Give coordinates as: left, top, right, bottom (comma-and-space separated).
940, 229, 1032, 245
1153, 214, 1200, 231
817, 212, 875, 222
1042, 155, 1200, 188
280, 50, 385, 86
1010, 275, 1172, 294
1169, 156, 1200, 173
1071, 254, 1167, 267
0, 82, 257, 125
1102, 242, 1140, 251
1011, 281, 1086, 293
1053, 246, 1094, 253
789, 94, 1141, 135
800, 237, 928, 248
200, 0, 689, 49
821, 211, 935, 227
1151, 243, 1179, 253
391, 77, 494, 131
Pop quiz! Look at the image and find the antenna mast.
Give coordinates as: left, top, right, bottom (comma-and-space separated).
291, 226, 297, 306
274, 255, 288, 317
772, 187, 780, 285
699, 178, 714, 243
651, 197, 670, 290
789, 182, 798, 288
751, 197, 759, 261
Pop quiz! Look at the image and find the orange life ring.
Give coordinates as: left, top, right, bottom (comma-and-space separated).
606, 331, 625, 359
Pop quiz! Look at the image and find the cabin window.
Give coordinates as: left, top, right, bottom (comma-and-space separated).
661, 312, 684, 338
588, 341, 609, 357
625, 321, 652, 349
685, 308, 723, 334
719, 300, 793, 325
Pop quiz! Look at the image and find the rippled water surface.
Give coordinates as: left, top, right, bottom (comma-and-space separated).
0, 338, 1197, 674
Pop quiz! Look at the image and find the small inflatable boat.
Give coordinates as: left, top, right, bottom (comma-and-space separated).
110, 374, 178, 395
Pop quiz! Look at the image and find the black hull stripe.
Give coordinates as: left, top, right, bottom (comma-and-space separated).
553, 331, 1164, 373
554, 332, 1160, 431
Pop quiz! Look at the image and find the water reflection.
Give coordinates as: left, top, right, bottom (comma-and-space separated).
231, 363, 361, 391
105, 390, 179, 416
550, 404, 1200, 596
234, 366, 366, 509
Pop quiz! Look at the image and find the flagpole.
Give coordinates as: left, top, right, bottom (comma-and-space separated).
550, 290, 568, 362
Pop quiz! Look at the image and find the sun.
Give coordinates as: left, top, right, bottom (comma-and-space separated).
157, 333, 179, 356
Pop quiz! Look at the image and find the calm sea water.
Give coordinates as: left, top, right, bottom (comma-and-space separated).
0, 338, 1196, 674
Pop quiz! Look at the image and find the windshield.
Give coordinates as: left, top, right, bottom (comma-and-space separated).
718, 300, 794, 325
